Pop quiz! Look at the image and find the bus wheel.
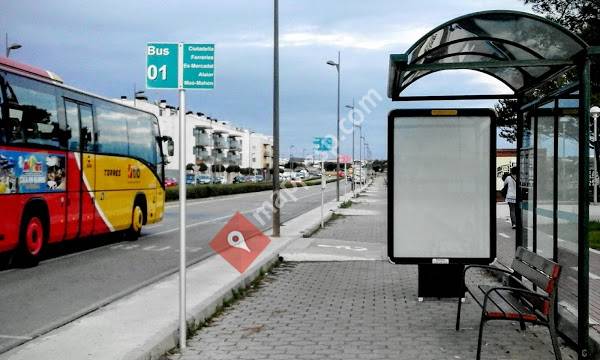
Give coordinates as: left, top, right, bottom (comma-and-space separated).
16, 215, 45, 267
127, 204, 144, 241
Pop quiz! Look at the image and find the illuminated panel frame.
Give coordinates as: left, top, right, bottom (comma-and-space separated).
387, 108, 496, 265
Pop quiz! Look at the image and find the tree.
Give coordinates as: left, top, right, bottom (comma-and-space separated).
196, 162, 208, 172
497, 0, 600, 145
495, 99, 520, 144
212, 164, 226, 172
226, 165, 240, 173
324, 162, 337, 172
522, 0, 599, 97
240, 167, 252, 175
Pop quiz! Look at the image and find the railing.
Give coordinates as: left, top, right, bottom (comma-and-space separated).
228, 138, 241, 151
194, 146, 211, 162
227, 153, 241, 166
194, 133, 211, 147
213, 136, 228, 149
211, 150, 225, 164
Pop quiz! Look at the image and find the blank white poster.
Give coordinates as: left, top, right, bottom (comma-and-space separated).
393, 115, 491, 259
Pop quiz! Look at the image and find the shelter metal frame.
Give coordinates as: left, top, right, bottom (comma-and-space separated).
387, 10, 599, 359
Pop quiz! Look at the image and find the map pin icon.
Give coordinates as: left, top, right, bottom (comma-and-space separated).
227, 230, 250, 252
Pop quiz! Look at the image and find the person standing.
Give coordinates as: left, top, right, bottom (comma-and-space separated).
504, 167, 518, 229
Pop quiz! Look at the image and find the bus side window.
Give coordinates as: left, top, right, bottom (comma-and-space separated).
4, 73, 60, 148
65, 101, 80, 151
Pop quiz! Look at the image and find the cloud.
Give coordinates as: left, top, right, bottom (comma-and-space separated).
219, 26, 430, 51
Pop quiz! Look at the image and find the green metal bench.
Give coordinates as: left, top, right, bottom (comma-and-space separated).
456, 247, 562, 360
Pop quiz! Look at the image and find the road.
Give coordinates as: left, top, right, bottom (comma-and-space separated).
0, 181, 343, 354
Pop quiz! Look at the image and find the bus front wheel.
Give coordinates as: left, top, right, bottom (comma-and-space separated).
16, 214, 46, 267
127, 204, 144, 241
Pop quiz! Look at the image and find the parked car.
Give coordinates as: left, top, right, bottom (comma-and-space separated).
164, 177, 177, 187
233, 175, 246, 184
254, 175, 265, 182
245, 175, 257, 183
213, 176, 226, 184
186, 174, 196, 185
196, 174, 212, 185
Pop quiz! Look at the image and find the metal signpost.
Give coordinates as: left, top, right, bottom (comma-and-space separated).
314, 137, 333, 228
146, 42, 214, 350
340, 154, 351, 197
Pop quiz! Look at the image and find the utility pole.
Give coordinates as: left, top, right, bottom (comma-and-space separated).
272, 0, 281, 237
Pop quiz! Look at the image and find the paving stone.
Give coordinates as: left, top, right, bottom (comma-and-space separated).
171, 177, 578, 360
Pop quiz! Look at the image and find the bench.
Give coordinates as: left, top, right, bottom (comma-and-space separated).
455, 247, 562, 360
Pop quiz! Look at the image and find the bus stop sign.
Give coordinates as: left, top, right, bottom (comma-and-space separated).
146, 43, 179, 89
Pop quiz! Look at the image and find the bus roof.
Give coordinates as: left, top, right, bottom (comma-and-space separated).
0, 56, 63, 83
0, 57, 160, 124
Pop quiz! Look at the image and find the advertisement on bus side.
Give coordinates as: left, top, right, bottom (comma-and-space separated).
0, 148, 65, 194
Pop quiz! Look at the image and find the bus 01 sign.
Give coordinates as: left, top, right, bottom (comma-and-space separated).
146, 43, 215, 90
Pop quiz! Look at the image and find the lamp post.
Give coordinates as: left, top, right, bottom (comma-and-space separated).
247, 130, 255, 171
327, 52, 341, 201
273, 0, 281, 237
5, 33, 21, 58
357, 126, 362, 189
289, 144, 295, 170
345, 99, 355, 195
133, 87, 145, 107
591, 106, 600, 204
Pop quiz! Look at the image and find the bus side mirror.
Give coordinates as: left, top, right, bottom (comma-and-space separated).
167, 139, 174, 156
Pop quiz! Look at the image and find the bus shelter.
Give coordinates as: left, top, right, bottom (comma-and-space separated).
387, 10, 599, 358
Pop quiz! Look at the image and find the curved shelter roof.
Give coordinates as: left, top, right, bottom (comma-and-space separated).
388, 10, 588, 99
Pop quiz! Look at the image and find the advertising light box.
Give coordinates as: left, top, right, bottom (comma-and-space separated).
388, 109, 496, 265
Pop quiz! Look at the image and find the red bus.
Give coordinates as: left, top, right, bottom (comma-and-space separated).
0, 57, 172, 266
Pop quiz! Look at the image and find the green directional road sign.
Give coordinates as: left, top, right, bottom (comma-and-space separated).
183, 44, 215, 90
146, 43, 179, 89
313, 137, 333, 152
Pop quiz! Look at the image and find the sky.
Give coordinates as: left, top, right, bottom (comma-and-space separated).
2, 0, 533, 160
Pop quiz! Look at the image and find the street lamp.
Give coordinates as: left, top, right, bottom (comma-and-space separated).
327, 52, 341, 201
5, 33, 21, 58
289, 144, 295, 170
247, 130, 255, 171
133, 87, 145, 107
591, 106, 600, 204
345, 100, 356, 195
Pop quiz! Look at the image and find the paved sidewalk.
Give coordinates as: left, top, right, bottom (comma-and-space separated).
170, 177, 577, 360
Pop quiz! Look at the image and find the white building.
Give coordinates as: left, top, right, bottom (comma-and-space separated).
114, 98, 273, 181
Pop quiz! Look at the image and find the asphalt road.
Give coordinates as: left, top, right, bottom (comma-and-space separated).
0, 181, 343, 354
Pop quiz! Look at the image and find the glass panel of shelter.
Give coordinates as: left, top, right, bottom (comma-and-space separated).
520, 111, 534, 252
521, 96, 581, 345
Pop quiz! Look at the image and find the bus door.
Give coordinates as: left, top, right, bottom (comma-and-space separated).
64, 100, 95, 239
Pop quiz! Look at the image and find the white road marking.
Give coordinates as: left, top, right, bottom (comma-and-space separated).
0, 334, 33, 340
316, 244, 368, 251
570, 267, 600, 280
591, 248, 600, 255
122, 244, 140, 250
142, 245, 156, 251
175, 247, 202, 253
499, 233, 510, 239
559, 301, 599, 325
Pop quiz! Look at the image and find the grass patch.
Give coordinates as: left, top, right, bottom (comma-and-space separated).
163, 259, 283, 358
339, 200, 353, 208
